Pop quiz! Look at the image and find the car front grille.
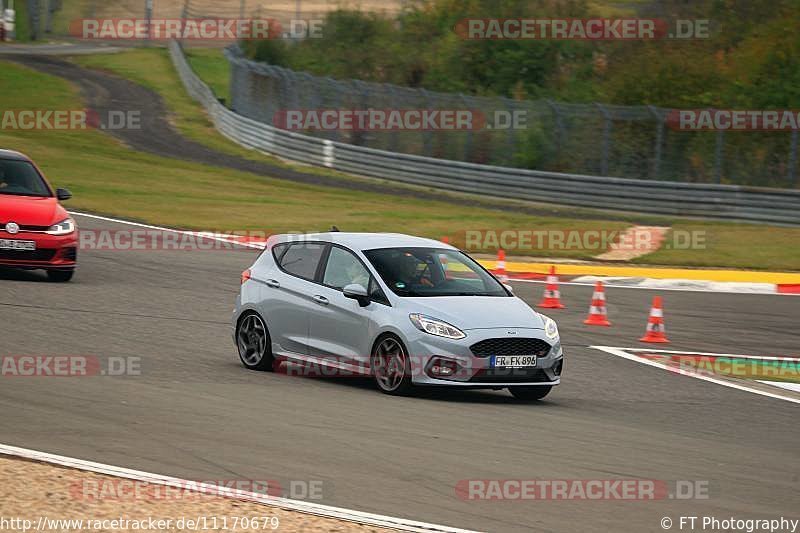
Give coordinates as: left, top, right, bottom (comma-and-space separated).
470, 338, 551, 358
0, 223, 50, 232
469, 368, 551, 383
0, 249, 57, 261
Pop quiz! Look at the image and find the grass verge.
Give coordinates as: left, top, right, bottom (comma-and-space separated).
5, 50, 800, 270
0, 59, 629, 259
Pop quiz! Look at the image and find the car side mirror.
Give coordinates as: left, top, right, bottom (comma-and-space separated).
56, 188, 72, 201
503, 283, 514, 293
343, 283, 370, 307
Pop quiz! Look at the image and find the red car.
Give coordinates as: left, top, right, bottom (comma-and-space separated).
0, 149, 77, 282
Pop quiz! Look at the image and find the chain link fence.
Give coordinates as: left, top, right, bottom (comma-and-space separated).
225, 48, 800, 189
34, 0, 800, 189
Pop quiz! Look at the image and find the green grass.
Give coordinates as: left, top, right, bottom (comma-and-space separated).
0, 59, 629, 256
5, 49, 799, 270
185, 47, 231, 103
634, 222, 800, 271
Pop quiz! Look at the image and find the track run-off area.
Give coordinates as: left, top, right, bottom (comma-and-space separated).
1, 213, 798, 532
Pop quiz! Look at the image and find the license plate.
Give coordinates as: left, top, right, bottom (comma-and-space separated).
0, 239, 36, 251
491, 355, 537, 368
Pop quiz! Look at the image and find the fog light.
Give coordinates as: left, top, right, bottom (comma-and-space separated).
427, 357, 461, 379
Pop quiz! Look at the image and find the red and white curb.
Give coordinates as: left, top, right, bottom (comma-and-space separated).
0, 443, 479, 533
590, 346, 800, 405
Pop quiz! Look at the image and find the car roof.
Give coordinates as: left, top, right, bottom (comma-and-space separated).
0, 149, 31, 161
272, 232, 456, 252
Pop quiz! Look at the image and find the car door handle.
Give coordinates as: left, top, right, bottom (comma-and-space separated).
312, 295, 329, 305
265, 279, 280, 288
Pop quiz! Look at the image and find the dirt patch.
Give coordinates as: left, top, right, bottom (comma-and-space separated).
0, 455, 389, 532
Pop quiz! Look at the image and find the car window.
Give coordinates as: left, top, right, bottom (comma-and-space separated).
323, 246, 371, 290
278, 243, 326, 280
0, 159, 51, 197
364, 247, 508, 297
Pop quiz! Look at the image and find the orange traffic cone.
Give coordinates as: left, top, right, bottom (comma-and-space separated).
640, 296, 669, 343
584, 281, 611, 326
538, 266, 565, 309
495, 249, 509, 282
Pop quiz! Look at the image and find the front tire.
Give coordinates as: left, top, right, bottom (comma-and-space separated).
509, 385, 552, 401
371, 335, 413, 395
47, 269, 74, 282
236, 312, 275, 371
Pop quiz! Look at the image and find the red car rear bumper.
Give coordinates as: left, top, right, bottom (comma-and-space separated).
0, 232, 78, 270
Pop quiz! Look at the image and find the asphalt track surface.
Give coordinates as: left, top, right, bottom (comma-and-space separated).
1, 215, 799, 532
2, 53, 799, 532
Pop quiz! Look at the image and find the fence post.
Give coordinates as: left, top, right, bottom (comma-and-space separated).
595, 103, 612, 176
144, 0, 153, 42
648, 105, 664, 180
545, 99, 564, 165
503, 97, 516, 167
27, 0, 39, 40
714, 128, 725, 184
420, 89, 432, 157
788, 129, 798, 187
459, 94, 473, 162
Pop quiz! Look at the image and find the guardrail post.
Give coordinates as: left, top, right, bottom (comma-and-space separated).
648, 105, 664, 180
714, 129, 725, 184
788, 129, 798, 187
323, 140, 335, 168
595, 103, 612, 176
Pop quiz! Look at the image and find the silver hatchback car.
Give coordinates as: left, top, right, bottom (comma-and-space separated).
232, 233, 563, 400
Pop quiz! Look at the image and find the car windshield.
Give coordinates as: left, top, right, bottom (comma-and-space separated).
364, 247, 508, 297
0, 159, 51, 197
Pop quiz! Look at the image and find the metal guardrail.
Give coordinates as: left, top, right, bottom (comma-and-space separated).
169, 41, 800, 226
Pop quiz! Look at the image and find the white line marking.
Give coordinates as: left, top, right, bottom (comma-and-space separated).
69, 211, 266, 250
0, 443, 479, 533
616, 348, 800, 362
756, 381, 800, 393
590, 346, 800, 405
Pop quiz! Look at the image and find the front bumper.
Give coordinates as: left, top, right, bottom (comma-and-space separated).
405, 327, 563, 387
0, 232, 78, 270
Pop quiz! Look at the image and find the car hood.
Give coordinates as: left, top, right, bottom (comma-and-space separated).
401, 296, 544, 331
0, 195, 65, 226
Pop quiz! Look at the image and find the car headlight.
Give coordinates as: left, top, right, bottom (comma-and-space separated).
541, 314, 559, 340
409, 314, 466, 340
45, 217, 76, 236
